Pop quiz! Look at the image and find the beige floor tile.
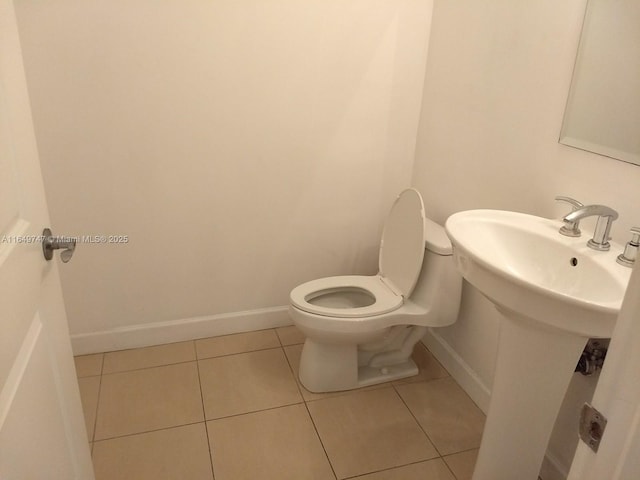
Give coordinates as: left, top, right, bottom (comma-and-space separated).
195, 329, 280, 359
94, 362, 203, 440
74, 354, 103, 377
396, 377, 485, 455
307, 387, 438, 479
283, 344, 390, 402
102, 341, 195, 374
199, 348, 302, 419
93, 423, 213, 480
207, 404, 334, 480
393, 342, 449, 385
354, 458, 455, 480
78, 376, 100, 441
275, 325, 305, 346
443, 449, 478, 480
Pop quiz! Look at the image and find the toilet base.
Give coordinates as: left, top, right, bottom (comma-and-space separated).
298, 338, 419, 393
357, 360, 419, 388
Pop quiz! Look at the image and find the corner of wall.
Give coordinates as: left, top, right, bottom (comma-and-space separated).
421, 329, 491, 413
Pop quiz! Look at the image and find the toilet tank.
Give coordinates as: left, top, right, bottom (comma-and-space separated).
409, 216, 462, 327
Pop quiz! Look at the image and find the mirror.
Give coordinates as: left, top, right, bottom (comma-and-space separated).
560, 0, 640, 166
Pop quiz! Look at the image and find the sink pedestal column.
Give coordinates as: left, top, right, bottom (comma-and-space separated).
472, 308, 587, 480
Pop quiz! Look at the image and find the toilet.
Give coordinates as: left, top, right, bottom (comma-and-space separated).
288, 188, 462, 393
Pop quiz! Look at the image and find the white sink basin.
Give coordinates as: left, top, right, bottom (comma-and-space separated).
445, 209, 630, 338
445, 209, 631, 480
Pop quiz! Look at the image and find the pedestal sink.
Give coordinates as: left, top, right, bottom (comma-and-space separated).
445, 210, 631, 480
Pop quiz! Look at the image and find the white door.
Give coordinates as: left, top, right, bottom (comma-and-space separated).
0, 1, 94, 478
567, 262, 640, 480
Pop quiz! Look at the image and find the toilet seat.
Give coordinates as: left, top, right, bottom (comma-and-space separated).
290, 188, 427, 320
290, 275, 403, 318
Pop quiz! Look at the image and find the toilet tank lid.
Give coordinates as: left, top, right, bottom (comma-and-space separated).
424, 216, 453, 256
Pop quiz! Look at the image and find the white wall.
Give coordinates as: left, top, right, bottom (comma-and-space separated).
412, 1, 640, 477
15, 0, 432, 349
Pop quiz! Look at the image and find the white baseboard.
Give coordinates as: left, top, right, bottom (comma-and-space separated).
540, 451, 568, 480
421, 328, 491, 413
422, 328, 568, 480
70, 306, 292, 355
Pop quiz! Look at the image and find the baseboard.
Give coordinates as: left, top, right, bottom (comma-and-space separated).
421, 328, 491, 413
422, 328, 569, 480
539, 451, 568, 480
70, 306, 292, 355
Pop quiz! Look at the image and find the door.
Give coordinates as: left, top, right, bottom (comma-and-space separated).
0, 1, 94, 478
567, 262, 640, 480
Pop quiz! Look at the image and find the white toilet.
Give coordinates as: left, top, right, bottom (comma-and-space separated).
288, 188, 462, 393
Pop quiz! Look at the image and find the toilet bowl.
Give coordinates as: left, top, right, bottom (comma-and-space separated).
288, 188, 462, 393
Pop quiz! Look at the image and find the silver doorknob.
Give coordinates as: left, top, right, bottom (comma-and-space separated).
42, 228, 76, 263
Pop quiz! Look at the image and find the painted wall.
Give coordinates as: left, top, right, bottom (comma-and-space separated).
412, 1, 640, 477
15, 0, 432, 346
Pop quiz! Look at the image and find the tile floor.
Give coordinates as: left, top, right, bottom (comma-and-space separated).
75, 327, 487, 480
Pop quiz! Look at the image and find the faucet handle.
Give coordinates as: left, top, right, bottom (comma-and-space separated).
555, 196, 583, 237
555, 196, 584, 210
617, 227, 640, 267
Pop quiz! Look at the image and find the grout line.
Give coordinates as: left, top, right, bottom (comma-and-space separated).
341, 458, 447, 479
441, 445, 482, 480
96, 328, 280, 356
393, 378, 474, 480
89, 354, 106, 445
441, 456, 461, 480
91, 333, 305, 376
101, 358, 198, 376
275, 329, 285, 347
196, 340, 305, 423
441, 447, 480, 480
92, 420, 208, 443
96, 338, 197, 356
441, 446, 480, 458
196, 344, 283, 362
282, 344, 338, 480
391, 383, 445, 458
189, 339, 197, 361
194, 328, 282, 356
194, 344, 216, 480
205, 400, 305, 423
98, 344, 286, 377
302, 400, 339, 480
302, 382, 395, 404
281, 345, 306, 400
95, 329, 286, 374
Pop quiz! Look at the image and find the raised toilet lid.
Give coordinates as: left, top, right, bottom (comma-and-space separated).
378, 188, 426, 298
290, 189, 427, 319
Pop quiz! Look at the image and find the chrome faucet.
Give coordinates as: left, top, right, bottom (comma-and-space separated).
555, 196, 584, 237
561, 204, 619, 251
